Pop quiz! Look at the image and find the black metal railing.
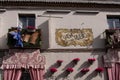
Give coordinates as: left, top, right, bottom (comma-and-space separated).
105, 29, 120, 48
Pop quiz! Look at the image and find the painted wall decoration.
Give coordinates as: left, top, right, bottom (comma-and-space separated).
56, 28, 93, 46
1, 50, 45, 69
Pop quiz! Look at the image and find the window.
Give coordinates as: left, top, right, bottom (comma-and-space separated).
107, 16, 120, 29
19, 14, 35, 29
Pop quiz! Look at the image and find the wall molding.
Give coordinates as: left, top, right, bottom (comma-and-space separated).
1, 2, 120, 9
0, 48, 106, 53
75, 10, 99, 14
41, 48, 106, 52
0, 9, 6, 12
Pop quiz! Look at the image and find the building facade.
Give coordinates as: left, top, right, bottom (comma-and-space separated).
0, 0, 120, 80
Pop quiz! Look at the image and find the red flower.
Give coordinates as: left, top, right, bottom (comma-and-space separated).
88, 58, 96, 62
73, 58, 80, 62
95, 67, 104, 72
81, 68, 90, 72
57, 60, 63, 64
66, 68, 74, 72
27, 26, 35, 30
50, 68, 57, 73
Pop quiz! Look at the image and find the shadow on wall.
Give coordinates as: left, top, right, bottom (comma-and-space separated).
56, 70, 71, 80
62, 61, 77, 71
91, 51, 108, 80
92, 33, 105, 48
38, 20, 49, 49
44, 62, 61, 79
44, 60, 76, 80
0, 51, 6, 67
84, 70, 98, 80
91, 32, 108, 79
0, 35, 8, 49
91, 33, 106, 67
74, 61, 94, 79
77, 61, 91, 70
74, 70, 98, 80
44, 69, 70, 80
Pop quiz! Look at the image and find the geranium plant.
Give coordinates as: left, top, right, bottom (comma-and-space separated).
50, 68, 57, 73
72, 58, 80, 64
81, 68, 90, 73
27, 26, 35, 30
66, 67, 74, 73
56, 60, 63, 66
88, 58, 96, 64
27, 26, 36, 32
57, 60, 63, 64
95, 67, 104, 73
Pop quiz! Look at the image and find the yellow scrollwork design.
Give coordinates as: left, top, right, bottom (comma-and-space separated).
55, 28, 93, 46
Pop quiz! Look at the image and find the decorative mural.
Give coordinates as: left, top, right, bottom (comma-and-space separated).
1, 50, 45, 69
56, 28, 93, 46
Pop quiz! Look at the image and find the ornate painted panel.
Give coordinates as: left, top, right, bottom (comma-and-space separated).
56, 28, 93, 46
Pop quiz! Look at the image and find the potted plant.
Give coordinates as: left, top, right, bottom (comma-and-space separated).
95, 67, 104, 73
50, 67, 57, 74
72, 58, 80, 64
88, 58, 96, 64
81, 68, 90, 73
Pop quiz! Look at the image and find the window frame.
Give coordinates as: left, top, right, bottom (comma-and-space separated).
107, 15, 120, 29
18, 14, 36, 29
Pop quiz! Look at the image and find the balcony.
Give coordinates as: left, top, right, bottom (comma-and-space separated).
7, 27, 41, 48
105, 29, 120, 49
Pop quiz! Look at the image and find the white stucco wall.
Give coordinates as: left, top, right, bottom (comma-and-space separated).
0, 9, 112, 49
1, 9, 120, 49
48, 12, 107, 49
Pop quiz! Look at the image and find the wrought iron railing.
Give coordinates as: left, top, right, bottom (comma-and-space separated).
105, 29, 120, 48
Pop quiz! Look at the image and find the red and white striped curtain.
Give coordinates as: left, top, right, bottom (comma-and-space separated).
107, 63, 120, 80
103, 49, 120, 80
4, 69, 22, 80
2, 50, 45, 80
29, 68, 44, 80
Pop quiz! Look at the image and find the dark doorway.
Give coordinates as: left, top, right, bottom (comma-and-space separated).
20, 68, 31, 80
